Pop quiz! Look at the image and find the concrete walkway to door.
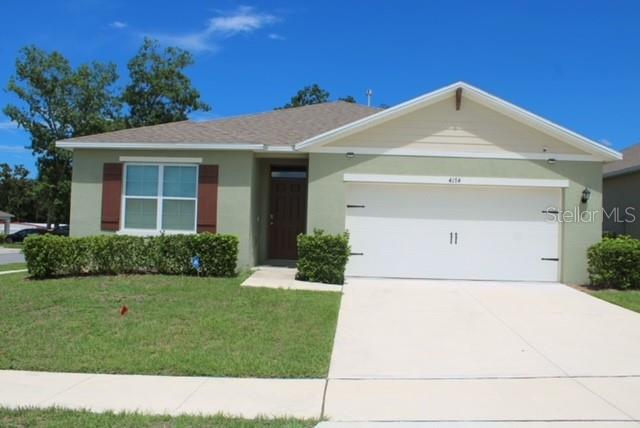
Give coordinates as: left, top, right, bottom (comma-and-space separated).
324, 278, 640, 423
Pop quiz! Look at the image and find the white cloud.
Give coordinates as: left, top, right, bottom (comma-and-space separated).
150, 6, 278, 52
0, 121, 18, 131
268, 33, 285, 41
110, 21, 127, 29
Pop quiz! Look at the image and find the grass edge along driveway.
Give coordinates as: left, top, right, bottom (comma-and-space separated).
0, 273, 341, 378
0, 407, 317, 428
590, 288, 640, 313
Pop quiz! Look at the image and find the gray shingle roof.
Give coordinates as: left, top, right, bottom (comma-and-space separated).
60, 102, 381, 147
604, 143, 640, 177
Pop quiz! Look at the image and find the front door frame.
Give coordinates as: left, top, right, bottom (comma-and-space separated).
267, 165, 308, 260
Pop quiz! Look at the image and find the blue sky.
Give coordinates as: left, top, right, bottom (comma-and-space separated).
1, 0, 639, 173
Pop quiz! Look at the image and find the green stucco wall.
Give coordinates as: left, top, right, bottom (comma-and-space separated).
70, 149, 256, 268
603, 171, 640, 238
307, 153, 603, 285
69, 148, 604, 283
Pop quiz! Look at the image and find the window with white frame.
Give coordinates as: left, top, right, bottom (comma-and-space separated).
123, 164, 198, 233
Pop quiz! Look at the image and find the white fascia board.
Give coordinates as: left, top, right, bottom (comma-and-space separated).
295, 81, 622, 162
260, 145, 295, 152
56, 141, 265, 150
343, 173, 570, 188
314, 146, 599, 161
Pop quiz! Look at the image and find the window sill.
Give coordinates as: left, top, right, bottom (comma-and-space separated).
116, 229, 197, 237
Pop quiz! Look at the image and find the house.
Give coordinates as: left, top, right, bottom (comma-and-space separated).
0, 210, 13, 235
603, 143, 640, 237
57, 82, 621, 284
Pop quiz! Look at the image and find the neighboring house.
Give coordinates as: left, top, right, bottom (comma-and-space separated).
57, 82, 621, 284
0, 210, 13, 235
603, 143, 640, 237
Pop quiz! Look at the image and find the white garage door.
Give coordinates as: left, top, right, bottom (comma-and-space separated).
345, 182, 561, 281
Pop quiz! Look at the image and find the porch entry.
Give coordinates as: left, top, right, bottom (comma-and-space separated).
268, 166, 308, 260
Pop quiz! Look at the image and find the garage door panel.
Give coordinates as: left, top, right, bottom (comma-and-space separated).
345, 183, 561, 281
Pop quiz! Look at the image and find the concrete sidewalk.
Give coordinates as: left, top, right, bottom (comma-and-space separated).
3, 370, 639, 424
0, 370, 325, 419
242, 266, 342, 292
0, 247, 24, 265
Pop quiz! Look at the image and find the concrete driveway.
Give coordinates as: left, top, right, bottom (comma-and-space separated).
324, 278, 640, 423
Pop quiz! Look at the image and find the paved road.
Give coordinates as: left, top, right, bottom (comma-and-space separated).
0, 249, 24, 265
324, 278, 640, 423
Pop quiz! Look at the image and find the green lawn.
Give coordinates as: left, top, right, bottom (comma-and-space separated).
592, 289, 640, 313
0, 407, 316, 428
0, 273, 341, 377
0, 243, 23, 249
0, 263, 27, 272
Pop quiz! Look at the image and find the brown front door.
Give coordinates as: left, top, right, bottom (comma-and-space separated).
268, 168, 307, 260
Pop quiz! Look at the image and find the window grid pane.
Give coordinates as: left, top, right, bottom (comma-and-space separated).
163, 166, 197, 198
126, 165, 159, 196
162, 199, 196, 231
124, 198, 158, 229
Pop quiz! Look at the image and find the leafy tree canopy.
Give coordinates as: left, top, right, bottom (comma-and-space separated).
278, 84, 356, 109
0, 164, 37, 222
337, 95, 356, 103
3, 39, 211, 224
3, 46, 121, 224
123, 38, 211, 127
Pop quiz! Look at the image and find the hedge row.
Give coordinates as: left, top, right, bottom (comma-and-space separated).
23, 233, 238, 279
296, 229, 350, 285
587, 235, 640, 289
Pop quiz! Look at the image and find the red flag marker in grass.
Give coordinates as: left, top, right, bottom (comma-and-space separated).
120, 305, 128, 316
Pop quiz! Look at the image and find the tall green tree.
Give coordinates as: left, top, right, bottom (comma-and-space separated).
278, 84, 357, 109
123, 38, 211, 127
3, 46, 122, 226
0, 164, 38, 222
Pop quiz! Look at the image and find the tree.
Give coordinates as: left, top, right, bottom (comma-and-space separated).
0, 164, 37, 222
123, 38, 211, 127
278, 84, 356, 109
279, 84, 329, 109
3, 46, 122, 226
338, 95, 356, 103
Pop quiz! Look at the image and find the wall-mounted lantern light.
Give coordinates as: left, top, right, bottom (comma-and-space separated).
346, 152, 355, 159
581, 188, 591, 204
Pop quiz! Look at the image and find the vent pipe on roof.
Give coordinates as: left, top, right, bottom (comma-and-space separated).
366, 89, 373, 107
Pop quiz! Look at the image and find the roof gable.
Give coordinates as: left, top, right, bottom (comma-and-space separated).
295, 82, 622, 162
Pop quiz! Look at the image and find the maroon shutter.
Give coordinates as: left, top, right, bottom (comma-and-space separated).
101, 163, 123, 231
197, 165, 219, 233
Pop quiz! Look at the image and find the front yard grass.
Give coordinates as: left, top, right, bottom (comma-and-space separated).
0, 273, 341, 378
0, 263, 27, 272
0, 407, 316, 428
591, 289, 640, 313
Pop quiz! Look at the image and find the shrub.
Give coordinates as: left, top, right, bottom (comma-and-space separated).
296, 229, 350, 285
587, 235, 640, 289
23, 233, 238, 279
